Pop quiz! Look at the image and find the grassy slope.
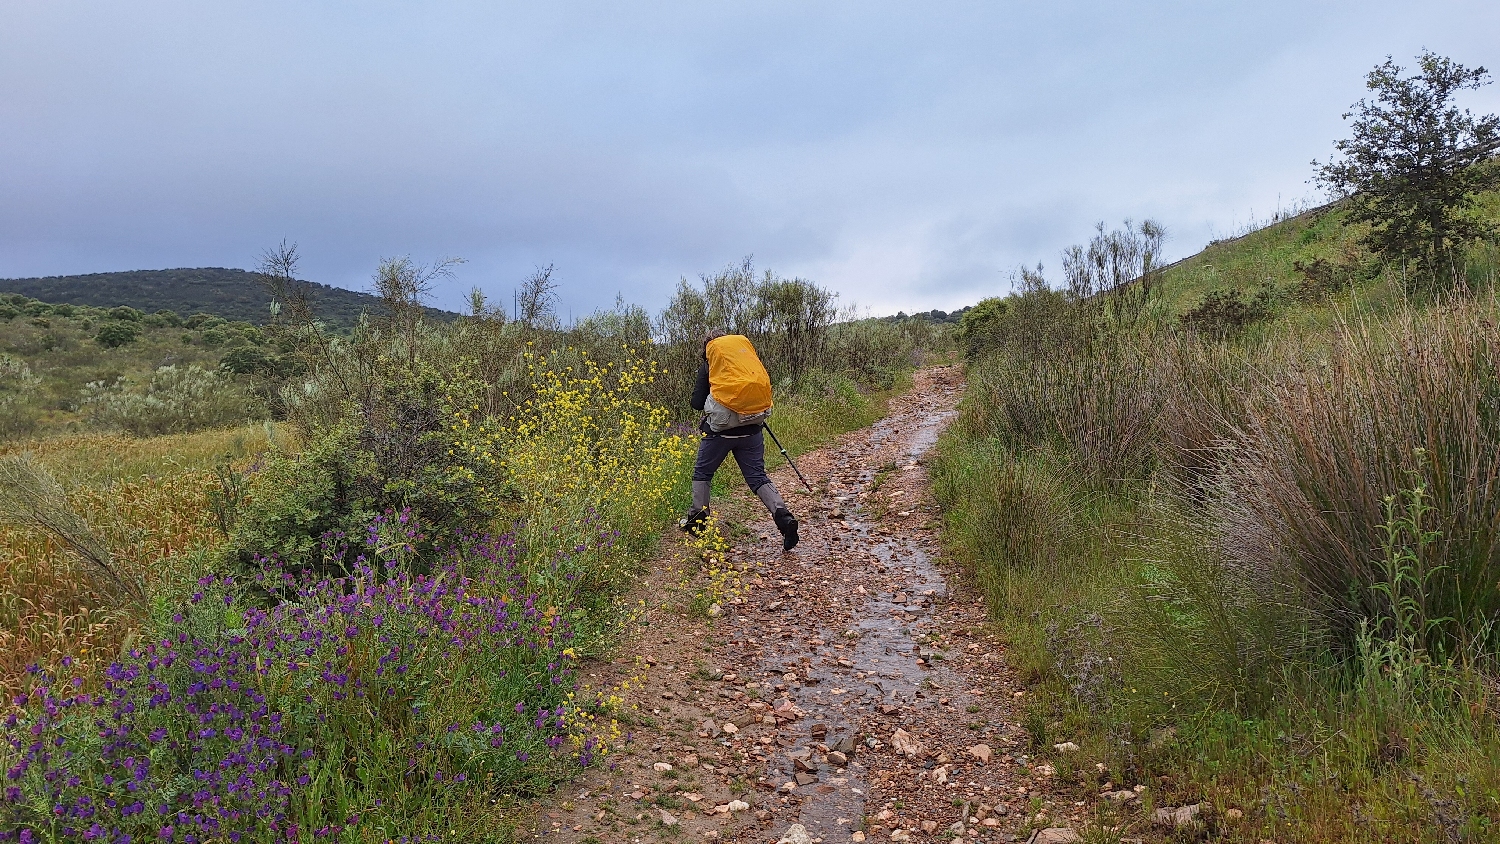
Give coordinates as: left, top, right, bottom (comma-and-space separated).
1157, 190, 1500, 318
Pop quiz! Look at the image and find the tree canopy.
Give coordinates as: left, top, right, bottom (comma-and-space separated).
1316, 51, 1500, 292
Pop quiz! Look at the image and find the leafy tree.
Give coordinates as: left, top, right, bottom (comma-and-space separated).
1315, 51, 1500, 292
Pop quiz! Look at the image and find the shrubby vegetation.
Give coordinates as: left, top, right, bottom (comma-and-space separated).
0, 292, 281, 438
936, 121, 1500, 842
0, 246, 945, 841
657, 257, 950, 400
931, 59, 1500, 841
82, 365, 263, 436
0, 356, 41, 439
0, 267, 444, 330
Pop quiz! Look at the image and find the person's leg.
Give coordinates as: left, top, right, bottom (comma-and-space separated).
681, 435, 730, 532
731, 430, 799, 550
730, 430, 772, 503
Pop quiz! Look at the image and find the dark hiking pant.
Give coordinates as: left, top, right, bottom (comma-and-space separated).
692, 429, 770, 492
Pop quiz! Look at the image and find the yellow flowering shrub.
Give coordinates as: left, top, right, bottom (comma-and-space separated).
446, 344, 692, 607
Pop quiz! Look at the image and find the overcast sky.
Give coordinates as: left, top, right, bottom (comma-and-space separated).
4, 2, 1499, 317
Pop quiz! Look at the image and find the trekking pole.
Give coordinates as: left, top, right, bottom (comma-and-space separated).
763, 423, 814, 493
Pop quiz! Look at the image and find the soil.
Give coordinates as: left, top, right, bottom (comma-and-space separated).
521, 367, 1095, 844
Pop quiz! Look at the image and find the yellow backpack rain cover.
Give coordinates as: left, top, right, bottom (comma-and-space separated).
706, 335, 773, 415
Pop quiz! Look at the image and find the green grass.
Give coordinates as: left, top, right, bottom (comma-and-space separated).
765, 368, 913, 464
935, 424, 1500, 841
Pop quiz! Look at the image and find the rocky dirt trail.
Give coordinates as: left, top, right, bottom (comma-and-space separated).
524, 367, 1099, 844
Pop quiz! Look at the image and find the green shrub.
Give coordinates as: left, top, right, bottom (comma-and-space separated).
94, 320, 140, 347
220, 346, 276, 375
0, 305, 18, 321
1179, 286, 1280, 337
0, 355, 42, 438
106, 305, 143, 321
955, 296, 1008, 357
83, 365, 263, 436
228, 425, 376, 570
237, 344, 507, 576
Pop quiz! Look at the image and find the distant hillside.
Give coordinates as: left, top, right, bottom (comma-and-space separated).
0, 267, 456, 328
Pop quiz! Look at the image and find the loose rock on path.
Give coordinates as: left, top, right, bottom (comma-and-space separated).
524, 367, 1090, 844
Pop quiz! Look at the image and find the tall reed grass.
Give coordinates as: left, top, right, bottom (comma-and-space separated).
1216, 304, 1500, 658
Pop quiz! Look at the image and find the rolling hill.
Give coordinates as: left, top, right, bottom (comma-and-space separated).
0, 267, 457, 328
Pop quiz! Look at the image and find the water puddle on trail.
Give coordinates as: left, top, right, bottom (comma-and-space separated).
756, 404, 956, 839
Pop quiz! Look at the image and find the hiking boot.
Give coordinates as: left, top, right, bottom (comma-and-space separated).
679, 507, 711, 536
773, 507, 799, 551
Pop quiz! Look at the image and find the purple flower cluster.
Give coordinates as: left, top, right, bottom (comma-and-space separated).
3, 511, 592, 842
3, 624, 313, 842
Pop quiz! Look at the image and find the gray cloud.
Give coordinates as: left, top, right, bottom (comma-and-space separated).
3, 1, 1498, 316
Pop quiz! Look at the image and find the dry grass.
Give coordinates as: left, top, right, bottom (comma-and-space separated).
0, 424, 274, 694
1, 422, 279, 485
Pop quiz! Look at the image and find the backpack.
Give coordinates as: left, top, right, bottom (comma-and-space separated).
703, 335, 773, 432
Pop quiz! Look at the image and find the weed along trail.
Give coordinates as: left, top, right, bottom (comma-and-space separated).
531, 367, 1076, 844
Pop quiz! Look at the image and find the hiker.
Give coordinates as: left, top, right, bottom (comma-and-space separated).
679, 331, 800, 550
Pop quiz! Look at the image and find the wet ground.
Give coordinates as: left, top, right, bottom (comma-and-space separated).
523, 367, 1091, 844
